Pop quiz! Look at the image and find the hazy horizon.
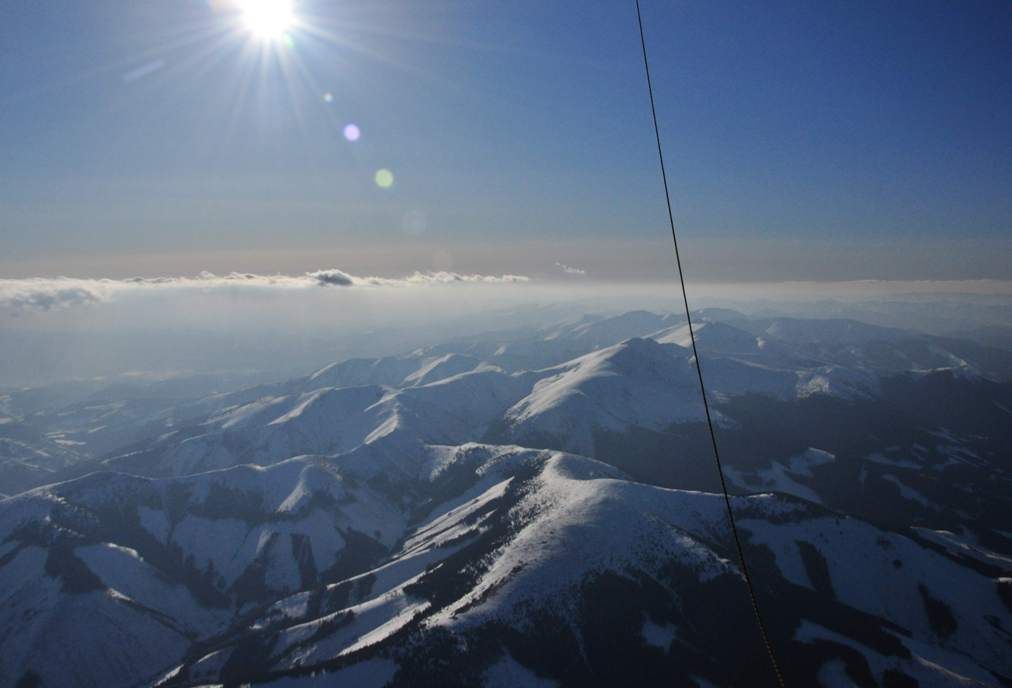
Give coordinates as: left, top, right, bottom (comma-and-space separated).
2, 271, 1010, 387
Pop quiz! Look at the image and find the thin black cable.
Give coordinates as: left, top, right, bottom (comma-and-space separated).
633, 2, 786, 686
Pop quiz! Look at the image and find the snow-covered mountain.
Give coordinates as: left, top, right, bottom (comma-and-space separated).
3, 443, 1008, 687
1, 310, 1010, 687
498, 338, 704, 455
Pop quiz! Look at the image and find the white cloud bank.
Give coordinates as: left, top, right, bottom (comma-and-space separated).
0, 269, 531, 313
554, 262, 587, 276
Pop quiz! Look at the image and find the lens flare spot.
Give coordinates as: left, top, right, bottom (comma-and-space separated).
343, 123, 361, 141
322, 92, 334, 103
374, 169, 395, 189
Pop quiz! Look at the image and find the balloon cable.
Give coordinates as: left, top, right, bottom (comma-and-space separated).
633, 2, 786, 685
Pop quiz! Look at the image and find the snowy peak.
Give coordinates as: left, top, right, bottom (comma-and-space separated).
756, 317, 908, 346
309, 352, 490, 391
652, 319, 766, 357
552, 310, 684, 345
401, 353, 490, 386
501, 338, 703, 454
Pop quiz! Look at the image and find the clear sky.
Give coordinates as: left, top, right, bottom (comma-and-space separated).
2, 0, 1010, 280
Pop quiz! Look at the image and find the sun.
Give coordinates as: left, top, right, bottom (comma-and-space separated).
238, 0, 295, 41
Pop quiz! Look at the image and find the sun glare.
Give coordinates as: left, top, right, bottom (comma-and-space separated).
238, 0, 295, 41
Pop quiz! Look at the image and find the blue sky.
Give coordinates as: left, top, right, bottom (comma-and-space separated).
1, 0, 1010, 280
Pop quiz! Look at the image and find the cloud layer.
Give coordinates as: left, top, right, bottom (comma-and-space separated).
554, 262, 587, 276
0, 269, 531, 313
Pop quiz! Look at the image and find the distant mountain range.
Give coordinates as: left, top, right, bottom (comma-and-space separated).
1, 310, 1010, 687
